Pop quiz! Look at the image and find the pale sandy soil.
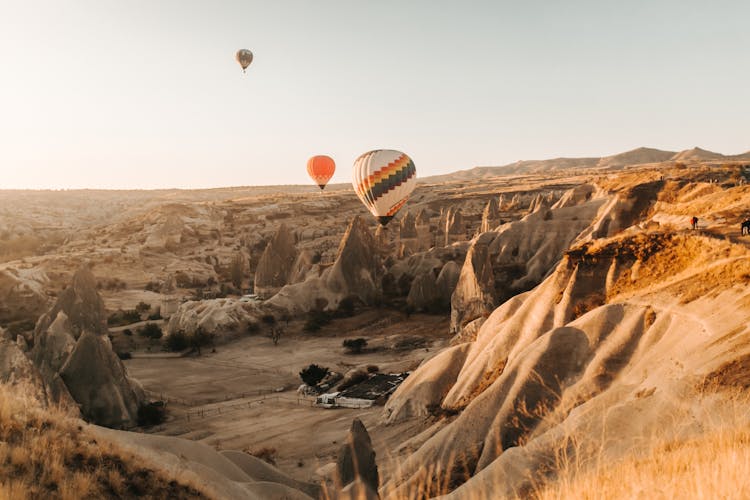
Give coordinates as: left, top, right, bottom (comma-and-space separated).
124, 310, 449, 481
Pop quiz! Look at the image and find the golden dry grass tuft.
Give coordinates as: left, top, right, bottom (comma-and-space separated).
530, 416, 750, 499
0, 383, 211, 500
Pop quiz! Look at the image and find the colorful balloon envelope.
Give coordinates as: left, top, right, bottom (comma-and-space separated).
352, 149, 417, 226
235, 49, 253, 72
307, 155, 336, 190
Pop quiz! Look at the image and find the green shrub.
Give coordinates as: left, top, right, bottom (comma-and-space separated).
303, 310, 331, 332
165, 330, 189, 351
107, 309, 141, 326
299, 364, 329, 387
189, 327, 214, 355
261, 314, 276, 326
135, 302, 151, 314
336, 296, 357, 318
138, 322, 163, 339
342, 338, 368, 354
137, 401, 166, 427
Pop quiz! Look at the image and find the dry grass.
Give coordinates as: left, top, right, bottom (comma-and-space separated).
0, 383, 211, 500
530, 411, 750, 499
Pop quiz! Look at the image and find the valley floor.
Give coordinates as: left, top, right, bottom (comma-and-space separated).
124, 310, 449, 482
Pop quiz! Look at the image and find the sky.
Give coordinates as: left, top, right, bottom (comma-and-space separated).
1, 0, 749, 189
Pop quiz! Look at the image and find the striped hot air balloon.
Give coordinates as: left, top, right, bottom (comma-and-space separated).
352, 149, 417, 226
307, 155, 336, 190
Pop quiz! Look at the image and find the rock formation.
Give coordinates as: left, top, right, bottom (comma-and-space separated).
497, 194, 506, 210
166, 298, 262, 342
399, 211, 418, 239
337, 419, 379, 493
415, 208, 431, 228
445, 208, 465, 245
0, 268, 50, 325
253, 224, 298, 299
479, 197, 501, 233
143, 212, 185, 250
398, 211, 420, 257
31, 266, 144, 428
406, 270, 439, 311
59, 330, 145, 428
288, 249, 317, 285
450, 232, 497, 335
384, 228, 750, 498
326, 216, 383, 305
267, 216, 384, 313
0, 334, 49, 405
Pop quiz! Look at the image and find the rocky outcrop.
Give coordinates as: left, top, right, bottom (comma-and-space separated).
288, 249, 317, 285
143, 213, 185, 250
399, 211, 418, 239
0, 267, 50, 324
497, 194, 506, 210
267, 216, 384, 314
415, 208, 431, 228
383, 231, 750, 498
0, 334, 49, 405
254, 224, 298, 299
406, 270, 439, 311
337, 419, 379, 493
325, 216, 383, 305
59, 330, 145, 428
450, 185, 612, 337
31, 266, 144, 428
450, 232, 497, 334
528, 192, 552, 213
552, 183, 596, 209
406, 260, 461, 312
445, 208, 465, 245
435, 261, 461, 307
384, 343, 471, 423
166, 298, 262, 341
479, 197, 501, 233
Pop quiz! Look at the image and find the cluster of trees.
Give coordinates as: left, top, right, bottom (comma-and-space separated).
165, 327, 214, 354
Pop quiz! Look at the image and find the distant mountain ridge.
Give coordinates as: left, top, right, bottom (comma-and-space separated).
420, 146, 750, 184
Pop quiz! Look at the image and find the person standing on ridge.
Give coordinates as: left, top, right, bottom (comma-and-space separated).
691, 216, 699, 230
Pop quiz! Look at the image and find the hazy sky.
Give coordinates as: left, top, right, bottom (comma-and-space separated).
2, 1, 749, 189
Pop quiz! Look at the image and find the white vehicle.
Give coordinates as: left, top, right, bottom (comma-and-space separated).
239, 294, 261, 303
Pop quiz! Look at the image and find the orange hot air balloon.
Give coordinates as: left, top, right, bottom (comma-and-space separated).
307, 155, 336, 190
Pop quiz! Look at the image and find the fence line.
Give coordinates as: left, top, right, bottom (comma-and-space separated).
182, 394, 316, 421
142, 388, 317, 421
144, 387, 287, 407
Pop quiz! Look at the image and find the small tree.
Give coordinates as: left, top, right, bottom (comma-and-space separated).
299, 364, 329, 387
190, 327, 213, 355
137, 401, 166, 427
166, 330, 189, 351
138, 322, 163, 339
337, 296, 356, 318
303, 310, 331, 332
135, 301, 151, 314
343, 338, 368, 354
261, 314, 277, 327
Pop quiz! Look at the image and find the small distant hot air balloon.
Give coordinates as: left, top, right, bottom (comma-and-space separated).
307, 155, 336, 191
235, 49, 253, 72
352, 149, 417, 226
